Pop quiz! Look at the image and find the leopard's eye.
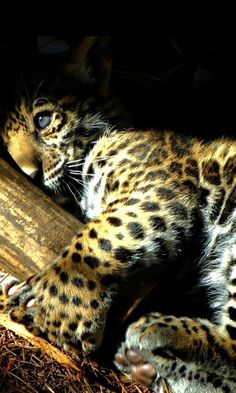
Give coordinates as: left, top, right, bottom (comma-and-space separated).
34, 111, 52, 130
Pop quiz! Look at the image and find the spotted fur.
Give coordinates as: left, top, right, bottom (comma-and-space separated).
1, 41, 236, 392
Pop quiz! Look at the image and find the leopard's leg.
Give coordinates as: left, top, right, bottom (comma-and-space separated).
0, 190, 192, 353
114, 217, 236, 392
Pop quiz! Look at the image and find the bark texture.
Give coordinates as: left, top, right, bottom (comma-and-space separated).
0, 158, 81, 280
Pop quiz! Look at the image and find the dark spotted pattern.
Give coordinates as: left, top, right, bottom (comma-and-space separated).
99, 238, 112, 252
226, 325, 236, 340
72, 277, 84, 288
203, 159, 221, 186
169, 203, 188, 220
71, 253, 81, 263
169, 162, 182, 174
90, 299, 99, 309
223, 157, 236, 185
126, 198, 140, 205
141, 202, 160, 212
60, 272, 69, 284
72, 296, 82, 306
127, 222, 144, 239
84, 256, 100, 269
87, 280, 96, 290
59, 293, 69, 304
157, 187, 176, 200
89, 229, 97, 238
149, 216, 167, 231
68, 322, 78, 331
49, 285, 58, 296
114, 247, 134, 263
107, 217, 123, 226
62, 250, 69, 258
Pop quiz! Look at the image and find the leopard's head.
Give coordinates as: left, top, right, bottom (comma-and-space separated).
0, 37, 119, 195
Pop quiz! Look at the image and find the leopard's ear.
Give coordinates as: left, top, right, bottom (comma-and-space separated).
64, 36, 112, 97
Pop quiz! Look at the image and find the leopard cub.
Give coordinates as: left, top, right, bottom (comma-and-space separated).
1, 38, 236, 393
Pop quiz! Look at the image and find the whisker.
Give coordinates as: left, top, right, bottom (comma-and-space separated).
62, 176, 82, 195
51, 181, 62, 195
25, 85, 30, 104
33, 79, 46, 103
66, 158, 86, 164
63, 180, 82, 206
67, 156, 111, 168
66, 162, 85, 168
61, 182, 68, 195
65, 173, 89, 191
15, 88, 24, 101
68, 179, 83, 197
65, 168, 83, 175
65, 169, 96, 178
68, 155, 112, 164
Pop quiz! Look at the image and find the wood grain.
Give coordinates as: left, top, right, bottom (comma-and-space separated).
0, 158, 81, 280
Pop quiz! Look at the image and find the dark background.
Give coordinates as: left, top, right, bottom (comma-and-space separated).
0, 35, 236, 141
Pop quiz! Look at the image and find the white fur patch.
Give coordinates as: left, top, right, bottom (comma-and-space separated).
80, 170, 107, 220
230, 265, 236, 281
79, 141, 108, 221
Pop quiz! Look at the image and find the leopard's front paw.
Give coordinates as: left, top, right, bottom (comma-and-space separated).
0, 266, 107, 353
115, 314, 236, 393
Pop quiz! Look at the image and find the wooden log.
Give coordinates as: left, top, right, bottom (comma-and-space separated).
0, 157, 82, 281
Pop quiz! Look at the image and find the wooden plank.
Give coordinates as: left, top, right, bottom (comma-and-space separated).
0, 158, 81, 280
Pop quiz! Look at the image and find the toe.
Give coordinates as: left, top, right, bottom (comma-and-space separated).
131, 363, 156, 387
136, 363, 156, 378
126, 349, 143, 364
114, 352, 128, 368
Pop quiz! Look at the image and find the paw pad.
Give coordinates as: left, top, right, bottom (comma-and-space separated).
115, 348, 157, 388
